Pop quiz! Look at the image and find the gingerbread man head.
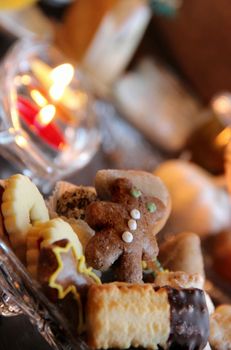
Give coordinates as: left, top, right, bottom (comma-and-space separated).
85, 174, 170, 283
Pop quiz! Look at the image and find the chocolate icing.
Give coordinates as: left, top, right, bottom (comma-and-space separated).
166, 288, 209, 350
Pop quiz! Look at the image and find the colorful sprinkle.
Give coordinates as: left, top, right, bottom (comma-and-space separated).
147, 202, 157, 213
122, 231, 133, 243
131, 187, 142, 198
128, 219, 137, 231
130, 209, 141, 220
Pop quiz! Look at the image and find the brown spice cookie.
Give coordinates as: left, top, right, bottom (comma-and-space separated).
56, 187, 97, 220
85, 177, 166, 283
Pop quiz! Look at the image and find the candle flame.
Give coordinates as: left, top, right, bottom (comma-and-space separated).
31, 89, 48, 107
50, 63, 74, 86
49, 63, 74, 101
215, 127, 231, 147
49, 84, 65, 101
31, 59, 85, 110
37, 104, 56, 126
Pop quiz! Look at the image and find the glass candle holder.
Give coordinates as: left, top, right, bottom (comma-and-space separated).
0, 38, 100, 193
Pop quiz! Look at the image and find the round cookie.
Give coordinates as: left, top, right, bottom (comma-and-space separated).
1, 174, 49, 261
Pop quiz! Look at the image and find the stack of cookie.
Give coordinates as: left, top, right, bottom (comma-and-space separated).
0, 170, 229, 350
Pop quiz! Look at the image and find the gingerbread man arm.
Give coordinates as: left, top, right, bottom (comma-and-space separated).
142, 234, 159, 261
85, 202, 124, 230
85, 229, 123, 271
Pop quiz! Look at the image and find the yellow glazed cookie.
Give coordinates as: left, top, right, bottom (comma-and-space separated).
26, 218, 83, 278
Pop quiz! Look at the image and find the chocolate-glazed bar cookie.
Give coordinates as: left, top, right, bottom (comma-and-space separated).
166, 287, 209, 350
86, 283, 209, 350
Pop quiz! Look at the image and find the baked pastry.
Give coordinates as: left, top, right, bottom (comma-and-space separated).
1, 170, 230, 350
154, 160, 231, 236
1, 174, 49, 262
26, 218, 83, 278
56, 186, 97, 220
85, 171, 170, 283
26, 217, 100, 333
95, 169, 171, 235
87, 283, 209, 350
154, 270, 204, 290
154, 270, 214, 316
158, 231, 205, 278
38, 238, 100, 333
210, 305, 231, 350
47, 181, 96, 250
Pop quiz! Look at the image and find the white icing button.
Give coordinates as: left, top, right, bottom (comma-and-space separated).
122, 231, 133, 243
128, 219, 137, 231
130, 209, 140, 220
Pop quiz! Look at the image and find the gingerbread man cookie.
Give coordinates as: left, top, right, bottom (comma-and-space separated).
85, 177, 167, 283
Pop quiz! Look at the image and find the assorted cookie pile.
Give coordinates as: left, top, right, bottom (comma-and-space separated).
0, 170, 230, 350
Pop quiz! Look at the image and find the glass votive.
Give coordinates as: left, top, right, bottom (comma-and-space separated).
0, 38, 100, 192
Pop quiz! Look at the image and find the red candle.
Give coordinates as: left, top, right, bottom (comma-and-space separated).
17, 95, 66, 150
